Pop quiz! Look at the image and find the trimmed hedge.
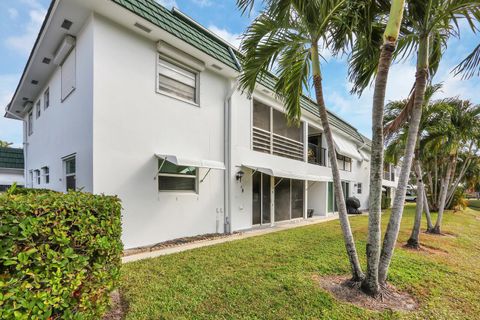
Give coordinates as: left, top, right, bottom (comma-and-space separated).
0, 187, 123, 319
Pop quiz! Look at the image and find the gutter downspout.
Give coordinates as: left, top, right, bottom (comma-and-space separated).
224, 80, 238, 234
5, 109, 28, 187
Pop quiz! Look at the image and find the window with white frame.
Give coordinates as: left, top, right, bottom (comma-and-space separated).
34, 169, 40, 185
44, 88, 50, 109
28, 111, 33, 136
157, 56, 198, 103
42, 166, 50, 184
357, 182, 362, 194
35, 100, 41, 119
64, 156, 76, 191
157, 160, 198, 192
29, 170, 33, 187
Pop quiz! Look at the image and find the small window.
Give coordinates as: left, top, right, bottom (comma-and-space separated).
28, 112, 33, 136
34, 169, 41, 185
35, 100, 41, 119
158, 160, 198, 192
44, 88, 50, 109
42, 166, 50, 184
29, 170, 33, 187
357, 183, 362, 194
64, 156, 76, 191
157, 56, 198, 103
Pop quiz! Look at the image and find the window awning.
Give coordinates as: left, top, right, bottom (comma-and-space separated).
332, 133, 363, 161
156, 154, 225, 170
243, 165, 330, 182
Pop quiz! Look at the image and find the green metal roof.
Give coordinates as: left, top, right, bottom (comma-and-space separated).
111, 0, 239, 71
0, 147, 24, 170
110, 0, 369, 145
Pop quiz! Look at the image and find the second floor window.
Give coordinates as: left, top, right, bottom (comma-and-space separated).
36, 100, 41, 119
157, 56, 198, 104
44, 88, 50, 109
28, 112, 33, 136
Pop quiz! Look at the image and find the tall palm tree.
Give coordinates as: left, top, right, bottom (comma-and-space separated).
236, 0, 406, 296
236, 0, 365, 282
350, 0, 480, 284
383, 84, 444, 248
0, 141, 13, 148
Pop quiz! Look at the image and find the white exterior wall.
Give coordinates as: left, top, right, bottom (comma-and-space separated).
0, 169, 24, 186
91, 16, 227, 249
23, 17, 94, 192
352, 156, 371, 210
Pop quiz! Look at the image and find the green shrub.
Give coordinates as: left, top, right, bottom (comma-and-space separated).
381, 196, 391, 210
0, 188, 123, 319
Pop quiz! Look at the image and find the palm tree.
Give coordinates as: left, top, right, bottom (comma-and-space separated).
453, 44, 480, 79
236, 0, 406, 295
0, 141, 13, 148
350, 0, 480, 284
236, 0, 364, 282
383, 84, 444, 248
424, 99, 480, 233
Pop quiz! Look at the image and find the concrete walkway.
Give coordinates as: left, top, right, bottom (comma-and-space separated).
122, 214, 354, 263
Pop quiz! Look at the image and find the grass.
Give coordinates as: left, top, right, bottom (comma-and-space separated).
468, 199, 480, 209
120, 205, 480, 319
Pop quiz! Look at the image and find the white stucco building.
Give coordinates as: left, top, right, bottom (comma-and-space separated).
4, 0, 398, 249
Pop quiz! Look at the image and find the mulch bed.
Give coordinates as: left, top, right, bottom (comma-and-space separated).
314, 275, 418, 312
123, 232, 242, 257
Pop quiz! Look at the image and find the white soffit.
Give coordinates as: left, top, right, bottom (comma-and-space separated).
332, 133, 363, 161
243, 165, 330, 182
156, 154, 225, 170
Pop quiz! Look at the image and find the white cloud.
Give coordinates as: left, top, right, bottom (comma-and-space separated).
5, 4, 47, 55
208, 25, 241, 48
155, 0, 177, 8
191, 0, 213, 7
8, 8, 19, 20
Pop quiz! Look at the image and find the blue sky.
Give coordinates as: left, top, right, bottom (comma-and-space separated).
1, 0, 479, 147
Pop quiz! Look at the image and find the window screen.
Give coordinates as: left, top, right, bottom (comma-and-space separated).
253, 101, 271, 131
158, 160, 198, 192
158, 57, 197, 103
61, 48, 76, 101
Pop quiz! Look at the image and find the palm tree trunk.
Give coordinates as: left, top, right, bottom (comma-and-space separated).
361, 42, 396, 296
378, 35, 429, 285
311, 43, 364, 282
445, 157, 471, 208
406, 160, 424, 249
423, 187, 434, 231
432, 155, 455, 233
361, 0, 405, 295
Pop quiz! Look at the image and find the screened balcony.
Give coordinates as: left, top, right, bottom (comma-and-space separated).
307, 128, 326, 167
252, 100, 304, 161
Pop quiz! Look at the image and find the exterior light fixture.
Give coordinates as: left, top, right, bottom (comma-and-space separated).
236, 170, 245, 182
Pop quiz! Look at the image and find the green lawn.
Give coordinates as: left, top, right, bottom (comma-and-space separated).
120, 205, 480, 319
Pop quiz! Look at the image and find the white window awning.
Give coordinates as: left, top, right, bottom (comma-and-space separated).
332, 133, 363, 161
156, 154, 225, 170
243, 165, 330, 182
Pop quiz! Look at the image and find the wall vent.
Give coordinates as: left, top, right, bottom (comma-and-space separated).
42, 57, 51, 64
61, 19, 73, 30
31, 80, 39, 85
134, 22, 152, 33
212, 64, 223, 71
